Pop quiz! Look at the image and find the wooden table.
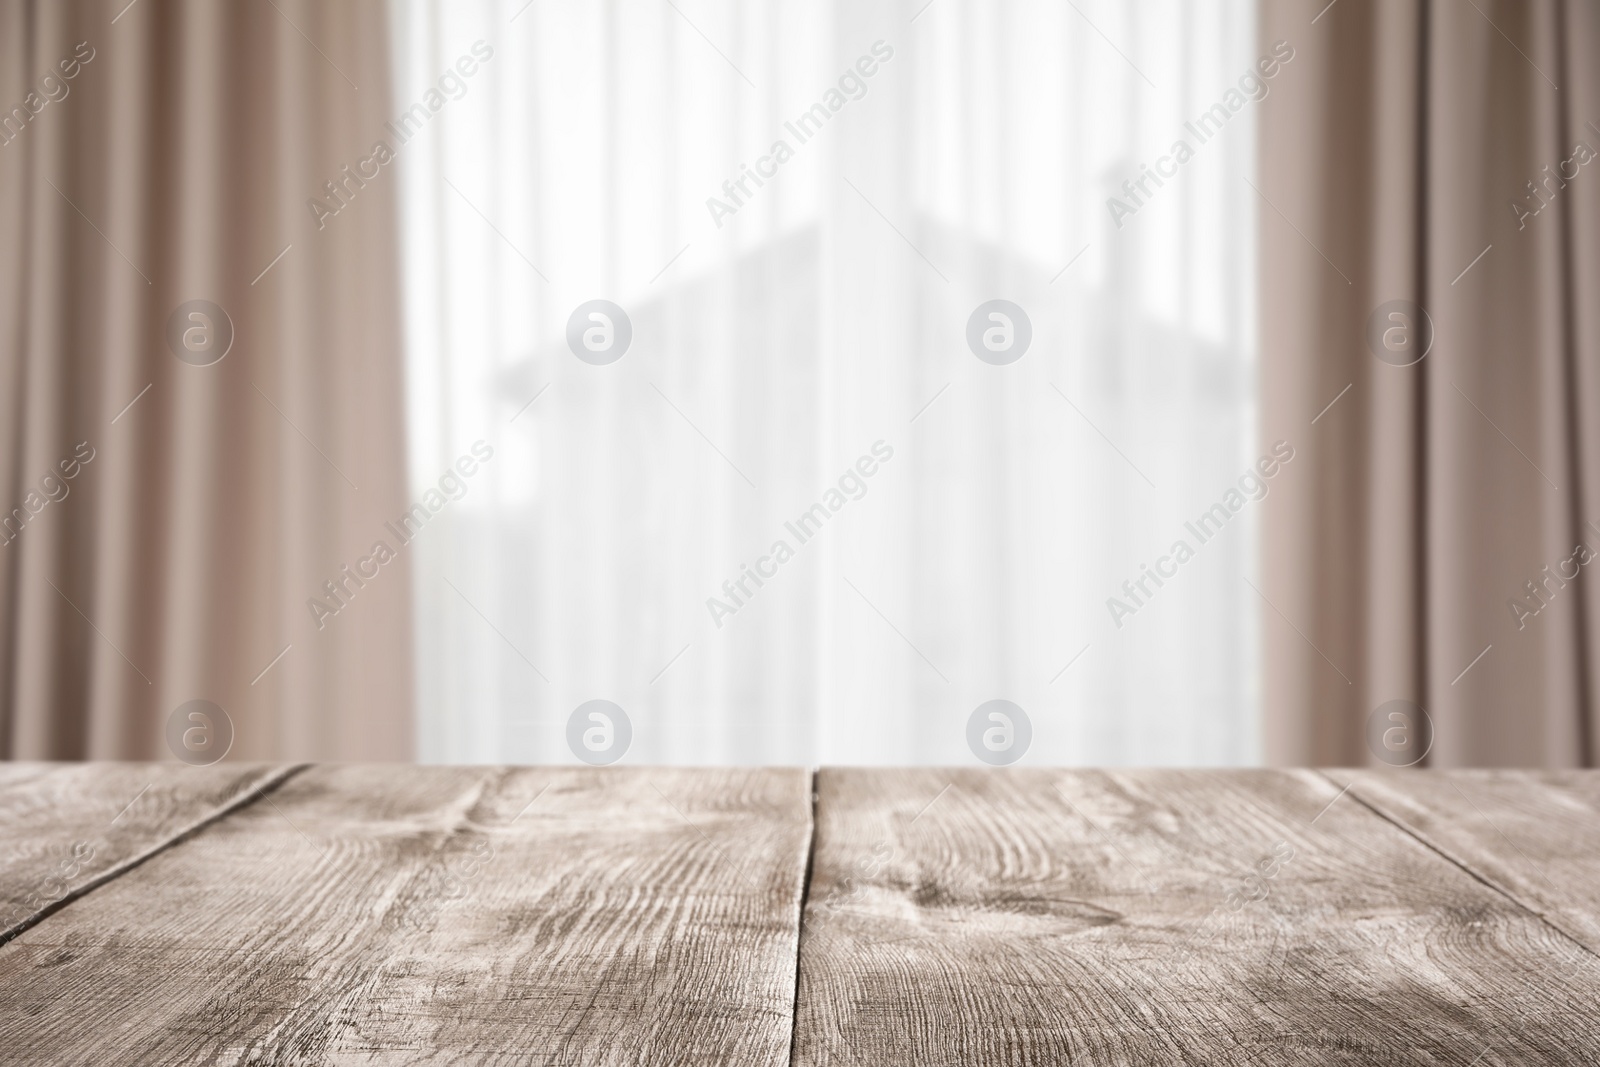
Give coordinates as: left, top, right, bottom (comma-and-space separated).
2, 765, 1598, 1065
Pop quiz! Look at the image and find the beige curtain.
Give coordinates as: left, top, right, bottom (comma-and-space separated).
1261, 0, 1600, 765
0, 1, 413, 760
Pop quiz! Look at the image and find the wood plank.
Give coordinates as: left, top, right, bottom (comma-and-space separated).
1336, 770, 1600, 956
794, 768, 1600, 1066
0, 766, 813, 1066
0, 762, 299, 945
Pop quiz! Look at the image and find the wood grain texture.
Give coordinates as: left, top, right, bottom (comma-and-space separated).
1334, 770, 1600, 966
0, 765, 813, 1067
0, 762, 299, 944
794, 768, 1600, 1066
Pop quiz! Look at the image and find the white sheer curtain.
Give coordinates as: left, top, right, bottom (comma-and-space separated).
392, 0, 1259, 765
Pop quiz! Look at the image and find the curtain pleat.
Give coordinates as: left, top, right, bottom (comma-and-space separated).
0, 0, 414, 760
1261, 0, 1600, 765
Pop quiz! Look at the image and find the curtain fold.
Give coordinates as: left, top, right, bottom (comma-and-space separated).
0, 0, 413, 760
1261, 0, 1600, 765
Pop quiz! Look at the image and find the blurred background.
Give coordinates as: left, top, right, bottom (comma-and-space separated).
1, 0, 1595, 768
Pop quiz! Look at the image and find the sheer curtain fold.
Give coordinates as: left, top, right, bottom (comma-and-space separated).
1261, 0, 1600, 766
0, 0, 414, 760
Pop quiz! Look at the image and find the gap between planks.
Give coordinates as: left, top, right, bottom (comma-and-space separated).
1316, 769, 1600, 964
0, 764, 309, 950
786, 768, 821, 1067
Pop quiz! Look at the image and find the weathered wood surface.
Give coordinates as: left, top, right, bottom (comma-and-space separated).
1336, 769, 1600, 968
0, 765, 813, 1067
794, 768, 1600, 1066
4, 765, 1600, 1065
0, 762, 299, 945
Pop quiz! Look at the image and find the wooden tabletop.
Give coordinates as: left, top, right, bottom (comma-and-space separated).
2, 766, 1598, 1065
